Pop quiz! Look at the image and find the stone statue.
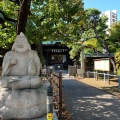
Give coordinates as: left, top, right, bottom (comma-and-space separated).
0, 32, 47, 119
1, 32, 41, 90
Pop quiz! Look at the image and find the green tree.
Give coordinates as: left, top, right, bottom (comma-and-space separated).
114, 51, 120, 75
68, 9, 107, 58
106, 21, 120, 52
84, 8, 116, 72
0, 0, 85, 64
83, 38, 103, 54
67, 8, 117, 72
0, 0, 85, 43
109, 21, 120, 74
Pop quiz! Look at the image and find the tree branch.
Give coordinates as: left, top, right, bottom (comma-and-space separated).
9, 0, 20, 5
0, 10, 17, 23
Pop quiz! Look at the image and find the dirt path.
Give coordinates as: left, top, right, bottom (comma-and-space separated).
76, 77, 120, 98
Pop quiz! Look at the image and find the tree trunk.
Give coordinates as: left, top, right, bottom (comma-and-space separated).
37, 42, 46, 66
16, 0, 31, 35
94, 27, 116, 72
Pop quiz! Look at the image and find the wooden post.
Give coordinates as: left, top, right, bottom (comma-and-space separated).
94, 71, 96, 80
104, 73, 106, 84
96, 71, 98, 81
108, 71, 110, 84
81, 50, 85, 78
87, 71, 89, 78
50, 68, 52, 77
58, 71, 62, 119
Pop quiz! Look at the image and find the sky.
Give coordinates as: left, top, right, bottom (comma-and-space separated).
83, 0, 120, 20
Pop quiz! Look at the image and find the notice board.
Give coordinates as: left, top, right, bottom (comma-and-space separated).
94, 59, 110, 71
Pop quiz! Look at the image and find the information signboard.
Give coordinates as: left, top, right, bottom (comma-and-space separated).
94, 59, 110, 71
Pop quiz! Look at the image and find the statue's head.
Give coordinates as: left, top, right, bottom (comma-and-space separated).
12, 32, 31, 53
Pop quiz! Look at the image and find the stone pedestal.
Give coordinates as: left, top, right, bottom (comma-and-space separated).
0, 84, 47, 119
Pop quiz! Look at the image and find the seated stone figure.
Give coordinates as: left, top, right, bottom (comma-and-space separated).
1, 32, 41, 90
0, 32, 47, 119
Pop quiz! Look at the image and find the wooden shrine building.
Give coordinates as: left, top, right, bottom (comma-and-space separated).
42, 42, 73, 70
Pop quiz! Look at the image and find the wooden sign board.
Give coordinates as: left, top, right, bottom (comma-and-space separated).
94, 59, 110, 71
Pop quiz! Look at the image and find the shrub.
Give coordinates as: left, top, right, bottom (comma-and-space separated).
115, 51, 120, 75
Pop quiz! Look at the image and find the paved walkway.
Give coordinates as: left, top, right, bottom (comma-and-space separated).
62, 72, 120, 120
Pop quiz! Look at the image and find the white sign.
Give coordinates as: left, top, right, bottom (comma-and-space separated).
94, 59, 110, 71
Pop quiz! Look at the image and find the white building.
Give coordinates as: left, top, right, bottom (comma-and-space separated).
100, 10, 117, 28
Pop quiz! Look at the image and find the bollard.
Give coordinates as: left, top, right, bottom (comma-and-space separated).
46, 86, 53, 115
47, 113, 53, 120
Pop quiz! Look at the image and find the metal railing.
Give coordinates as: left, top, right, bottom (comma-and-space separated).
86, 71, 118, 84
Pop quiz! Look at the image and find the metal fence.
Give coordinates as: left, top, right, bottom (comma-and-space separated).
86, 71, 118, 84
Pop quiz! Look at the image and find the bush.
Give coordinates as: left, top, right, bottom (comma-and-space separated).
115, 51, 120, 75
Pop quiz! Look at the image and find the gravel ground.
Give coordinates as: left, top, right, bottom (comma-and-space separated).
76, 77, 120, 98
62, 75, 120, 120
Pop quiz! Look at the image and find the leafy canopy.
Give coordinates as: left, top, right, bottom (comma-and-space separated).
68, 8, 108, 59
0, 0, 85, 49
0, 1, 18, 48
106, 21, 120, 52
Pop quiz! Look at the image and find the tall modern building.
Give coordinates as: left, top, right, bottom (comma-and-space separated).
100, 10, 117, 28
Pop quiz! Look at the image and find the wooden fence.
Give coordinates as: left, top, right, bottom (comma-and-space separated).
41, 68, 63, 119
50, 71, 63, 119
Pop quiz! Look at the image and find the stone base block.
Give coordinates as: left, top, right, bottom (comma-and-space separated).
0, 85, 47, 119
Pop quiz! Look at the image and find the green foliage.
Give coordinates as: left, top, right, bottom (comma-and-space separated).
0, 22, 16, 48
68, 45, 81, 59
0, 0, 84, 47
83, 38, 103, 53
68, 8, 108, 59
0, 0, 107, 58
0, 1, 18, 20
106, 21, 120, 52
23, 0, 85, 45
83, 8, 108, 40
0, 1, 18, 48
114, 51, 120, 75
